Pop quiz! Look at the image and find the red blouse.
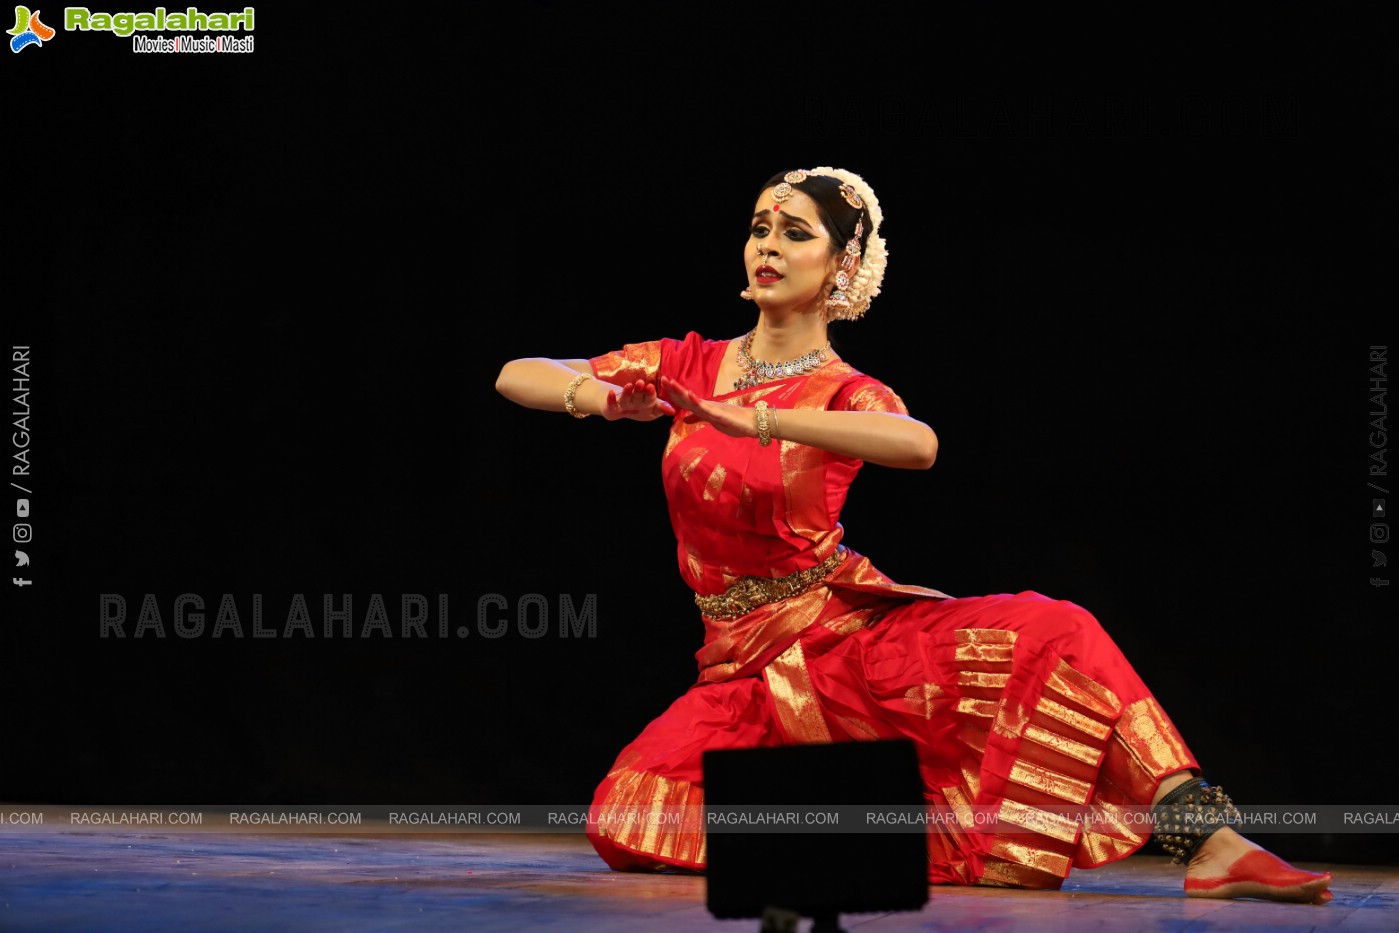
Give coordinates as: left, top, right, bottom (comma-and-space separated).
590, 331, 920, 597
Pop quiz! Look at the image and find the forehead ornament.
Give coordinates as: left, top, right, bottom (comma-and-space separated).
771, 170, 810, 205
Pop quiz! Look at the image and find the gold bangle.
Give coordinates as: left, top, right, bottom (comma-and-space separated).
754, 400, 772, 446
564, 372, 593, 419
768, 408, 781, 440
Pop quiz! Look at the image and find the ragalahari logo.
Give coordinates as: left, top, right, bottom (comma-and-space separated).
9, 6, 53, 52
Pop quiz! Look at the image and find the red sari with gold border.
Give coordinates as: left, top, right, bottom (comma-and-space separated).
583, 331, 1197, 889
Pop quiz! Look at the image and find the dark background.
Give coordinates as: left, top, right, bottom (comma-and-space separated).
5, 7, 1391, 864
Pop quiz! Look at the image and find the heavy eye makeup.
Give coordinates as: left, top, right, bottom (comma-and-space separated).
749, 219, 817, 242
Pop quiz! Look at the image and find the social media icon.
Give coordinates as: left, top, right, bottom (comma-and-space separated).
16, 499, 29, 517
14, 550, 28, 567
1371, 524, 1390, 544
12, 523, 31, 543
1374, 550, 1389, 568
1375, 499, 1387, 518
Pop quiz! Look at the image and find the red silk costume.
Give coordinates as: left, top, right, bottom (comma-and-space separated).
584, 332, 1197, 889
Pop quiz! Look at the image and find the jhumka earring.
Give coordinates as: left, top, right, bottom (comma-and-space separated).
825, 217, 863, 317
741, 246, 764, 300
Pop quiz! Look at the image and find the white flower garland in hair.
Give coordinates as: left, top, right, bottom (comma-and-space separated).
807, 166, 886, 321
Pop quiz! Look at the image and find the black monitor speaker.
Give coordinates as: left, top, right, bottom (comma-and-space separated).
703, 738, 929, 932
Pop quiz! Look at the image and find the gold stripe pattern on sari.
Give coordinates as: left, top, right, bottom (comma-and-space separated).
593, 768, 707, 866
764, 639, 834, 744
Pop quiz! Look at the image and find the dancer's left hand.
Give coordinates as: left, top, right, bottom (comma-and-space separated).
660, 376, 759, 440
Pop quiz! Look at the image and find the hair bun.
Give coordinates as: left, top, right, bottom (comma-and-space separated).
806, 167, 885, 321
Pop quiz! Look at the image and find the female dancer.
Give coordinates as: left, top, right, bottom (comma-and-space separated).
495, 168, 1332, 903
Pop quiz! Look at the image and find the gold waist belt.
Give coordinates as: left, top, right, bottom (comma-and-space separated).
694, 547, 848, 620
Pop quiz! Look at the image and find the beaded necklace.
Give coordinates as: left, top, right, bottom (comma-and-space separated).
733, 329, 832, 391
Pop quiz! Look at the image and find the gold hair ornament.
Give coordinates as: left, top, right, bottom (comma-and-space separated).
756, 167, 886, 322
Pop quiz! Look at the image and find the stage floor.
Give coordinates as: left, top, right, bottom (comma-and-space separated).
0, 827, 1393, 932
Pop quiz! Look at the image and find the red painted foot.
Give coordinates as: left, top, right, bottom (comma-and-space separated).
1185, 850, 1332, 903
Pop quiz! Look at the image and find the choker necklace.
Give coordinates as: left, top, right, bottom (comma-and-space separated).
734, 329, 832, 391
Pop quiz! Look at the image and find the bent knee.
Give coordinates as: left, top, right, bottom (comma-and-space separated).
1011, 590, 1109, 643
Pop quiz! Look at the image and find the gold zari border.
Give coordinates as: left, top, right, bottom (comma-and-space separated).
594, 769, 707, 866
765, 640, 834, 744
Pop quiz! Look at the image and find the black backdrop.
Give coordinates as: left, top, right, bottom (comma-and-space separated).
5, 7, 1391, 864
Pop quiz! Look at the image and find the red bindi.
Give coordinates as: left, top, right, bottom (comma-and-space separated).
773, 204, 780, 212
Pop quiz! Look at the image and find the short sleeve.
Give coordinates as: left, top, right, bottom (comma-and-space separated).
590, 340, 663, 386
589, 333, 712, 390
830, 375, 910, 416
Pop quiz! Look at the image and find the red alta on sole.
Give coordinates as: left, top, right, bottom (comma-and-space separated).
1184, 850, 1333, 903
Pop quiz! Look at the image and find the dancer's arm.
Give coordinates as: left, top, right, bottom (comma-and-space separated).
659, 375, 937, 470
495, 357, 674, 421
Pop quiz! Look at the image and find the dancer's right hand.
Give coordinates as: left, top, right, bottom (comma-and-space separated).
600, 379, 676, 422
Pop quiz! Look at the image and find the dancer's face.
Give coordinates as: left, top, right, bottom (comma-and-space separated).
745, 188, 842, 307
